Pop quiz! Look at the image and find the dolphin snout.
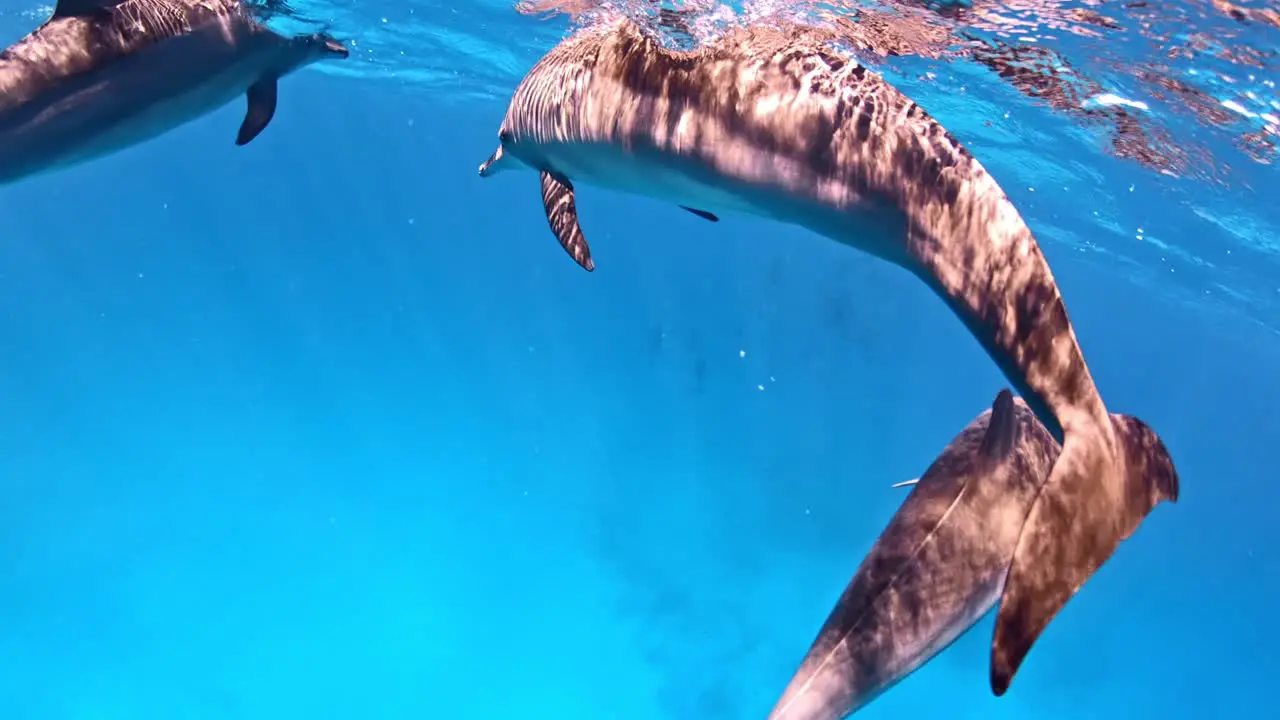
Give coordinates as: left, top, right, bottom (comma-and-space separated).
478, 146, 504, 177
318, 35, 349, 58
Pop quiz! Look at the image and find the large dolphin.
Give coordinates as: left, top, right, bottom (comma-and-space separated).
0, 0, 348, 185
769, 390, 1054, 718
477, 17, 1180, 693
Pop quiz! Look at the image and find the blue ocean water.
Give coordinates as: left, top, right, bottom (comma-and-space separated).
0, 0, 1277, 717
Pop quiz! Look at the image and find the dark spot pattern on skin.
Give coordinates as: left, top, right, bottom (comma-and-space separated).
852, 100, 871, 141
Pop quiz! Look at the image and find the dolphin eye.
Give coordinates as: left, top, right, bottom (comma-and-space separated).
499, 129, 513, 143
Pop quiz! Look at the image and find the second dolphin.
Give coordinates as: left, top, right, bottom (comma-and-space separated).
769, 389, 1085, 719
0, 0, 349, 185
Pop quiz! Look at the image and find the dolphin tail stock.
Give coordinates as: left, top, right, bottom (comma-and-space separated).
989, 411, 1179, 695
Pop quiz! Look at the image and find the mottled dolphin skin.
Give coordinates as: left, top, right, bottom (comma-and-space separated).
478, 17, 1180, 693
0, 0, 348, 185
769, 390, 1052, 719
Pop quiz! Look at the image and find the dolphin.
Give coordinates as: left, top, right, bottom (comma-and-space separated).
477, 17, 1180, 693
0, 0, 349, 185
769, 390, 1053, 718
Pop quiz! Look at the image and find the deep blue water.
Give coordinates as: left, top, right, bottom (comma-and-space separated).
0, 1, 1277, 718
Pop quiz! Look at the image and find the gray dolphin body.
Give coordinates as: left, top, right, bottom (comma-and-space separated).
0, 0, 348, 185
479, 18, 1180, 693
769, 390, 1053, 719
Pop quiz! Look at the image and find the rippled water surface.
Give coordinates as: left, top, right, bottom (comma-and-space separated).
255, 0, 1280, 327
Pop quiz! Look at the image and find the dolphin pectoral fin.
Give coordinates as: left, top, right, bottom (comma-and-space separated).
978, 388, 1018, 463
478, 146, 506, 177
236, 78, 279, 147
539, 171, 595, 272
53, 0, 123, 18
989, 414, 1178, 695
680, 206, 719, 222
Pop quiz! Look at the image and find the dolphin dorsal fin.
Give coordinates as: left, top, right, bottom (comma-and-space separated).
53, 0, 125, 19
978, 388, 1018, 463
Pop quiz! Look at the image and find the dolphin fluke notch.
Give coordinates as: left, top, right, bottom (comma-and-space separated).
990, 412, 1179, 695
539, 171, 595, 272
236, 77, 278, 146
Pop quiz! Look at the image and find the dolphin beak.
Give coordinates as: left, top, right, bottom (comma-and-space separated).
478, 146, 505, 178
323, 38, 350, 58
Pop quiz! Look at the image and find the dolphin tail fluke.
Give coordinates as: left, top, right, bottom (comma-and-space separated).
539, 171, 595, 272
236, 77, 279, 146
990, 412, 1179, 695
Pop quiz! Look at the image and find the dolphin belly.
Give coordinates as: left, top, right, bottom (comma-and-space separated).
533, 141, 758, 216
524, 139, 912, 258
0, 23, 275, 182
